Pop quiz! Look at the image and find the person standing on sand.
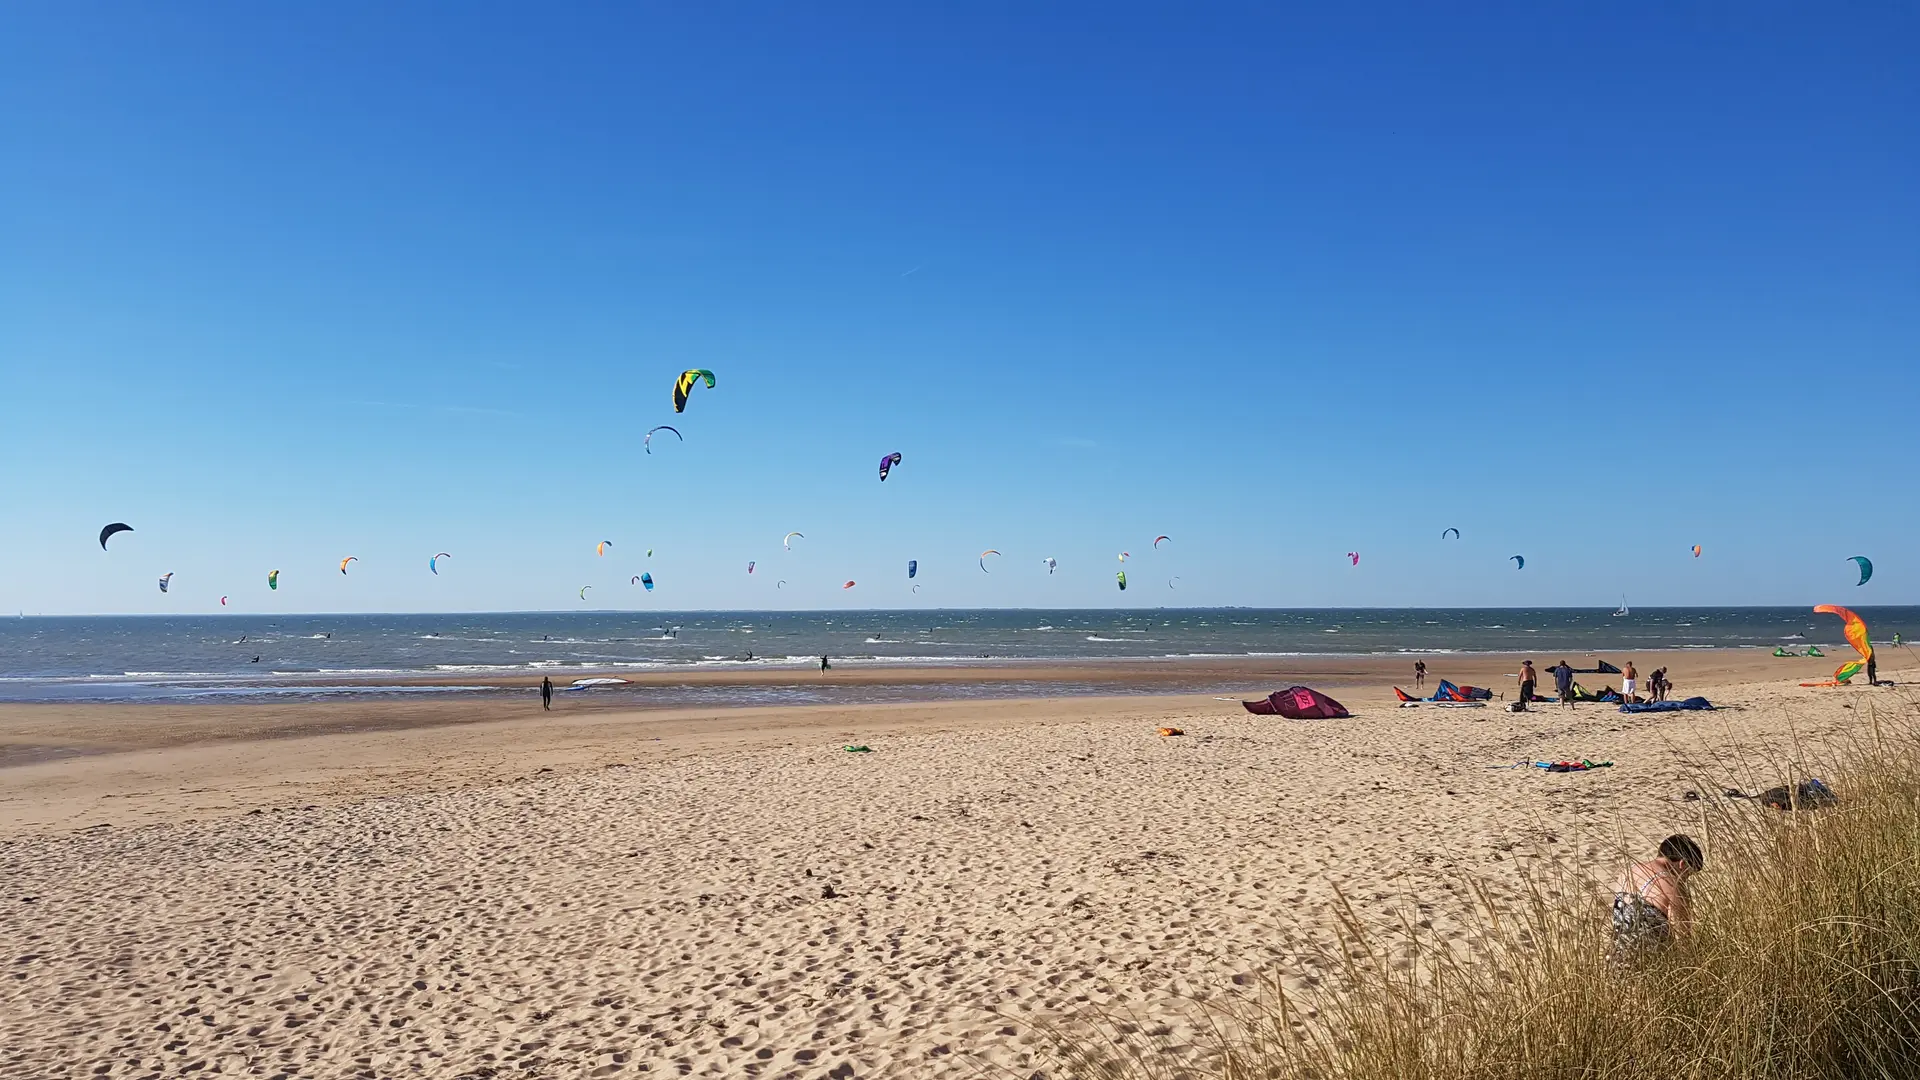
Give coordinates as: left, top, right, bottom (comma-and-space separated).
1554, 660, 1575, 707
1612, 834, 1704, 958
1517, 660, 1537, 710
1414, 660, 1427, 690
540, 676, 553, 711
820, 655, 831, 674
1622, 660, 1638, 703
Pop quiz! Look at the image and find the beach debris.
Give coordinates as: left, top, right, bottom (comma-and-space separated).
1758, 779, 1838, 811
979, 549, 1000, 572
843, 745, 872, 753
645, 424, 681, 454
1848, 555, 1873, 586
878, 451, 902, 481
1533, 759, 1613, 772
821, 883, 840, 898
430, 552, 451, 574
672, 368, 715, 412
1157, 727, 1184, 737
339, 556, 357, 575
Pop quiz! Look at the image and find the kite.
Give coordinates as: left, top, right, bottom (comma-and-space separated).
1849, 556, 1873, 587
912, 584, 921, 593
430, 553, 451, 575
1168, 576, 1180, 589
979, 549, 1001, 572
1116, 571, 1127, 591
1814, 604, 1873, 665
631, 575, 642, 585
878, 452, 902, 482
1044, 557, 1057, 574
641, 572, 654, 592
783, 532, 804, 550
579, 585, 592, 601
672, 369, 715, 413
220, 596, 228, 607
907, 560, 917, 579
647, 549, 653, 558
842, 581, 856, 589
777, 580, 787, 589
747, 561, 756, 574
99, 523, 133, 550
158, 572, 173, 594
339, 556, 358, 575
1691, 545, 1703, 558
645, 425, 682, 454
1441, 528, 1460, 540
597, 541, 613, 557
267, 570, 280, 590
1153, 536, 1171, 548
1117, 551, 1130, 562
1510, 555, 1525, 570
1347, 552, 1360, 566
1805, 604, 1874, 686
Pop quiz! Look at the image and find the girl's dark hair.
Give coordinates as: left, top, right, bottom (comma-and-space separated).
1660, 834, 1704, 871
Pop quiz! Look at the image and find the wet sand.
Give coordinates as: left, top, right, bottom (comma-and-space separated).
2, 650, 1909, 1078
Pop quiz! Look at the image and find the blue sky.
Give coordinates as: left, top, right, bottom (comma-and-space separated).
2, 4, 1914, 614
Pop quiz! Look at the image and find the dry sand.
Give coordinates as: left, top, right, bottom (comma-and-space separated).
3, 652, 1912, 1079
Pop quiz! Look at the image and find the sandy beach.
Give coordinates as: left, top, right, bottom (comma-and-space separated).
3, 651, 1911, 1078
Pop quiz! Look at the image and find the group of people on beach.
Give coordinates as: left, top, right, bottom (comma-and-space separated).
1504, 657, 1670, 711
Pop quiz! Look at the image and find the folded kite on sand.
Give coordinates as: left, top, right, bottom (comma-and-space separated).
1244, 686, 1350, 719
1619, 697, 1713, 713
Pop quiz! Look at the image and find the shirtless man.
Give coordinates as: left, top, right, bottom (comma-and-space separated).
1516, 660, 1537, 711
1612, 835, 1704, 957
1622, 660, 1638, 703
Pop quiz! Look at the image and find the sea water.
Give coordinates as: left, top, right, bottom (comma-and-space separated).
0, 607, 1909, 704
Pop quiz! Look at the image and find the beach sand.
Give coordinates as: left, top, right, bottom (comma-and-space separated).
3, 651, 1910, 1078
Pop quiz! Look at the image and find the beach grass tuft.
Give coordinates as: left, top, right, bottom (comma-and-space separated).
1056, 695, 1920, 1080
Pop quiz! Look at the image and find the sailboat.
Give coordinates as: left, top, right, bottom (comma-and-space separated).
1612, 595, 1629, 617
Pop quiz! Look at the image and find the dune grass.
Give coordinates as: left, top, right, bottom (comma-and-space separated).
1054, 697, 1920, 1080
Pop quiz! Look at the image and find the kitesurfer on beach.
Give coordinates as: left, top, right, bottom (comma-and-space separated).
1414, 660, 1427, 690
1517, 660, 1537, 711
541, 676, 553, 711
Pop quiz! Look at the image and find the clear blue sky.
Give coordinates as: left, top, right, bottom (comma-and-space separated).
2, 4, 1913, 614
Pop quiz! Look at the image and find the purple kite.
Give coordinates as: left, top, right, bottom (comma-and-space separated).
1242, 686, 1351, 719
878, 451, 902, 482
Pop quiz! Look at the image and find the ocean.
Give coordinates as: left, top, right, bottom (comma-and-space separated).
0, 607, 1908, 705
